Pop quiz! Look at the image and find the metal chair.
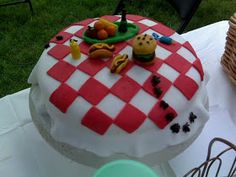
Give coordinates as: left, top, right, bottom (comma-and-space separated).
0, 0, 33, 14
113, 0, 202, 34
184, 137, 236, 177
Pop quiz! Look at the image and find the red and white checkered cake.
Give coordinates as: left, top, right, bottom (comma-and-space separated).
28, 15, 209, 165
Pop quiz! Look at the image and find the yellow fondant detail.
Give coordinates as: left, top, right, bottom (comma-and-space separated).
70, 39, 81, 60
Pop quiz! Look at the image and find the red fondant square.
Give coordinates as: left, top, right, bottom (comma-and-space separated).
127, 38, 134, 46
47, 61, 76, 82
79, 41, 91, 55
135, 22, 150, 34
50, 31, 73, 44
127, 14, 145, 21
193, 59, 204, 81
81, 107, 113, 135
174, 74, 199, 100
157, 40, 181, 53
114, 41, 128, 54
49, 84, 78, 113
143, 74, 172, 99
79, 78, 109, 105
111, 76, 141, 102
75, 18, 94, 26
148, 101, 177, 129
114, 104, 146, 133
165, 53, 192, 73
77, 58, 106, 76
142, 58, 163, 73
151, 23, 175, 36
100, 15, 120, 22
48, 44, 71, 60
74, 27, 87, 38
183, 41, 197, 57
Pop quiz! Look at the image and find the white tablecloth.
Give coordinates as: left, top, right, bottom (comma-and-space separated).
0, 21, 236, 177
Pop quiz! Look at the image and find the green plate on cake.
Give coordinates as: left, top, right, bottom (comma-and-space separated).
83, 22, 140, 44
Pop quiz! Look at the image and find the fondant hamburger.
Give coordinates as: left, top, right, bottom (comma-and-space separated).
132, 34, 157, 65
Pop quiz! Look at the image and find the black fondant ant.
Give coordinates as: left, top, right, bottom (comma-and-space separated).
44, 43, 50, 49
182, 122, 190, 133
154, 87, 162, 98
170, 123, 180, 133
160, 100, 169, 109
151, 76, 160, 86
56, 35, 63, 41
189, 112, 197, 123
165, 113, 174, 122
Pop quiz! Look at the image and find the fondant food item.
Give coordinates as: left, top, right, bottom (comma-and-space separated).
86, 26, 97, 39
94, 21, 106, 30
132, 34, 157, 65
159, 36, 173, 44
118, 10, 128, 33
70, 39, 81, 59
99, 18, 118, 30
97, 29, 108, 40
105, 25, 117, 37
89, 43, 115, 59
110, 54, 129, 74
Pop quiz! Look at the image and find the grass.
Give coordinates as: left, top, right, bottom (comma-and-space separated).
0, 0, 236, 98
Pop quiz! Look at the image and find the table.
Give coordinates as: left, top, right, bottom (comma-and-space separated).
0, 20, 236, 177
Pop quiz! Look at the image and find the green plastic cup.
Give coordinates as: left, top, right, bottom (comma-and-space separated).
93, 160, 159, 177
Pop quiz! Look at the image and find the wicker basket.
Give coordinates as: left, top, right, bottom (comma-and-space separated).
221, 13, 236, 85
184, 137, 236, 177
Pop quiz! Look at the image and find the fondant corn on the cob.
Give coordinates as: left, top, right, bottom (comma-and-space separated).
99, 18, 118, 29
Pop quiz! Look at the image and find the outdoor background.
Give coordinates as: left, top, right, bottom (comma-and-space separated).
0, 0, 236, 98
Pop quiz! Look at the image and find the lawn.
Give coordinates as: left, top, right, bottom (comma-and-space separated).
0, 0, 236, 97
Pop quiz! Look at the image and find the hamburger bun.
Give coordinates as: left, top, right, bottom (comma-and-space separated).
132, 34, 157, 64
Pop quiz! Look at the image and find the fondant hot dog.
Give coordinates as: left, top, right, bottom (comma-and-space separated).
89, 43, 115, 59
110, 54, 129, 74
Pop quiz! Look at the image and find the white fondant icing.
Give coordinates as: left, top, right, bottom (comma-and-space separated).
155, 45, 172, 60
126, 65, 152, 85
138, 19, 157, 27
66, 69, 90, 91
130, 90, 157, 114
64, 53, 87, 67
142, 29, 162, 37
162, 86, 189, 113
127, 19, 134, 23
64, 25, 84, 34
97, 94, 125, 118
170, 32, 186, 44
29, 61, 209, 158
119, 46, 133, 58
157, 63, 180, 82
28, 17, 209, 163
186, 67, 201, 84
177, 46, 196, 63
94, 67, 121, 88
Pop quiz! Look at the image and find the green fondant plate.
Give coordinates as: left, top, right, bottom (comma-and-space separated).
82, 22, 140, 44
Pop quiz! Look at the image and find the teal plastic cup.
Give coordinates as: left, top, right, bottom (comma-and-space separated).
93, 160, 159, 177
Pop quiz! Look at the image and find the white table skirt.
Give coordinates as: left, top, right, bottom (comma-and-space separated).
1, 21, 236, 177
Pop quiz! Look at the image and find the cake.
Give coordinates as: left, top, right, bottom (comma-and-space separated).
28, 15, 209, 167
